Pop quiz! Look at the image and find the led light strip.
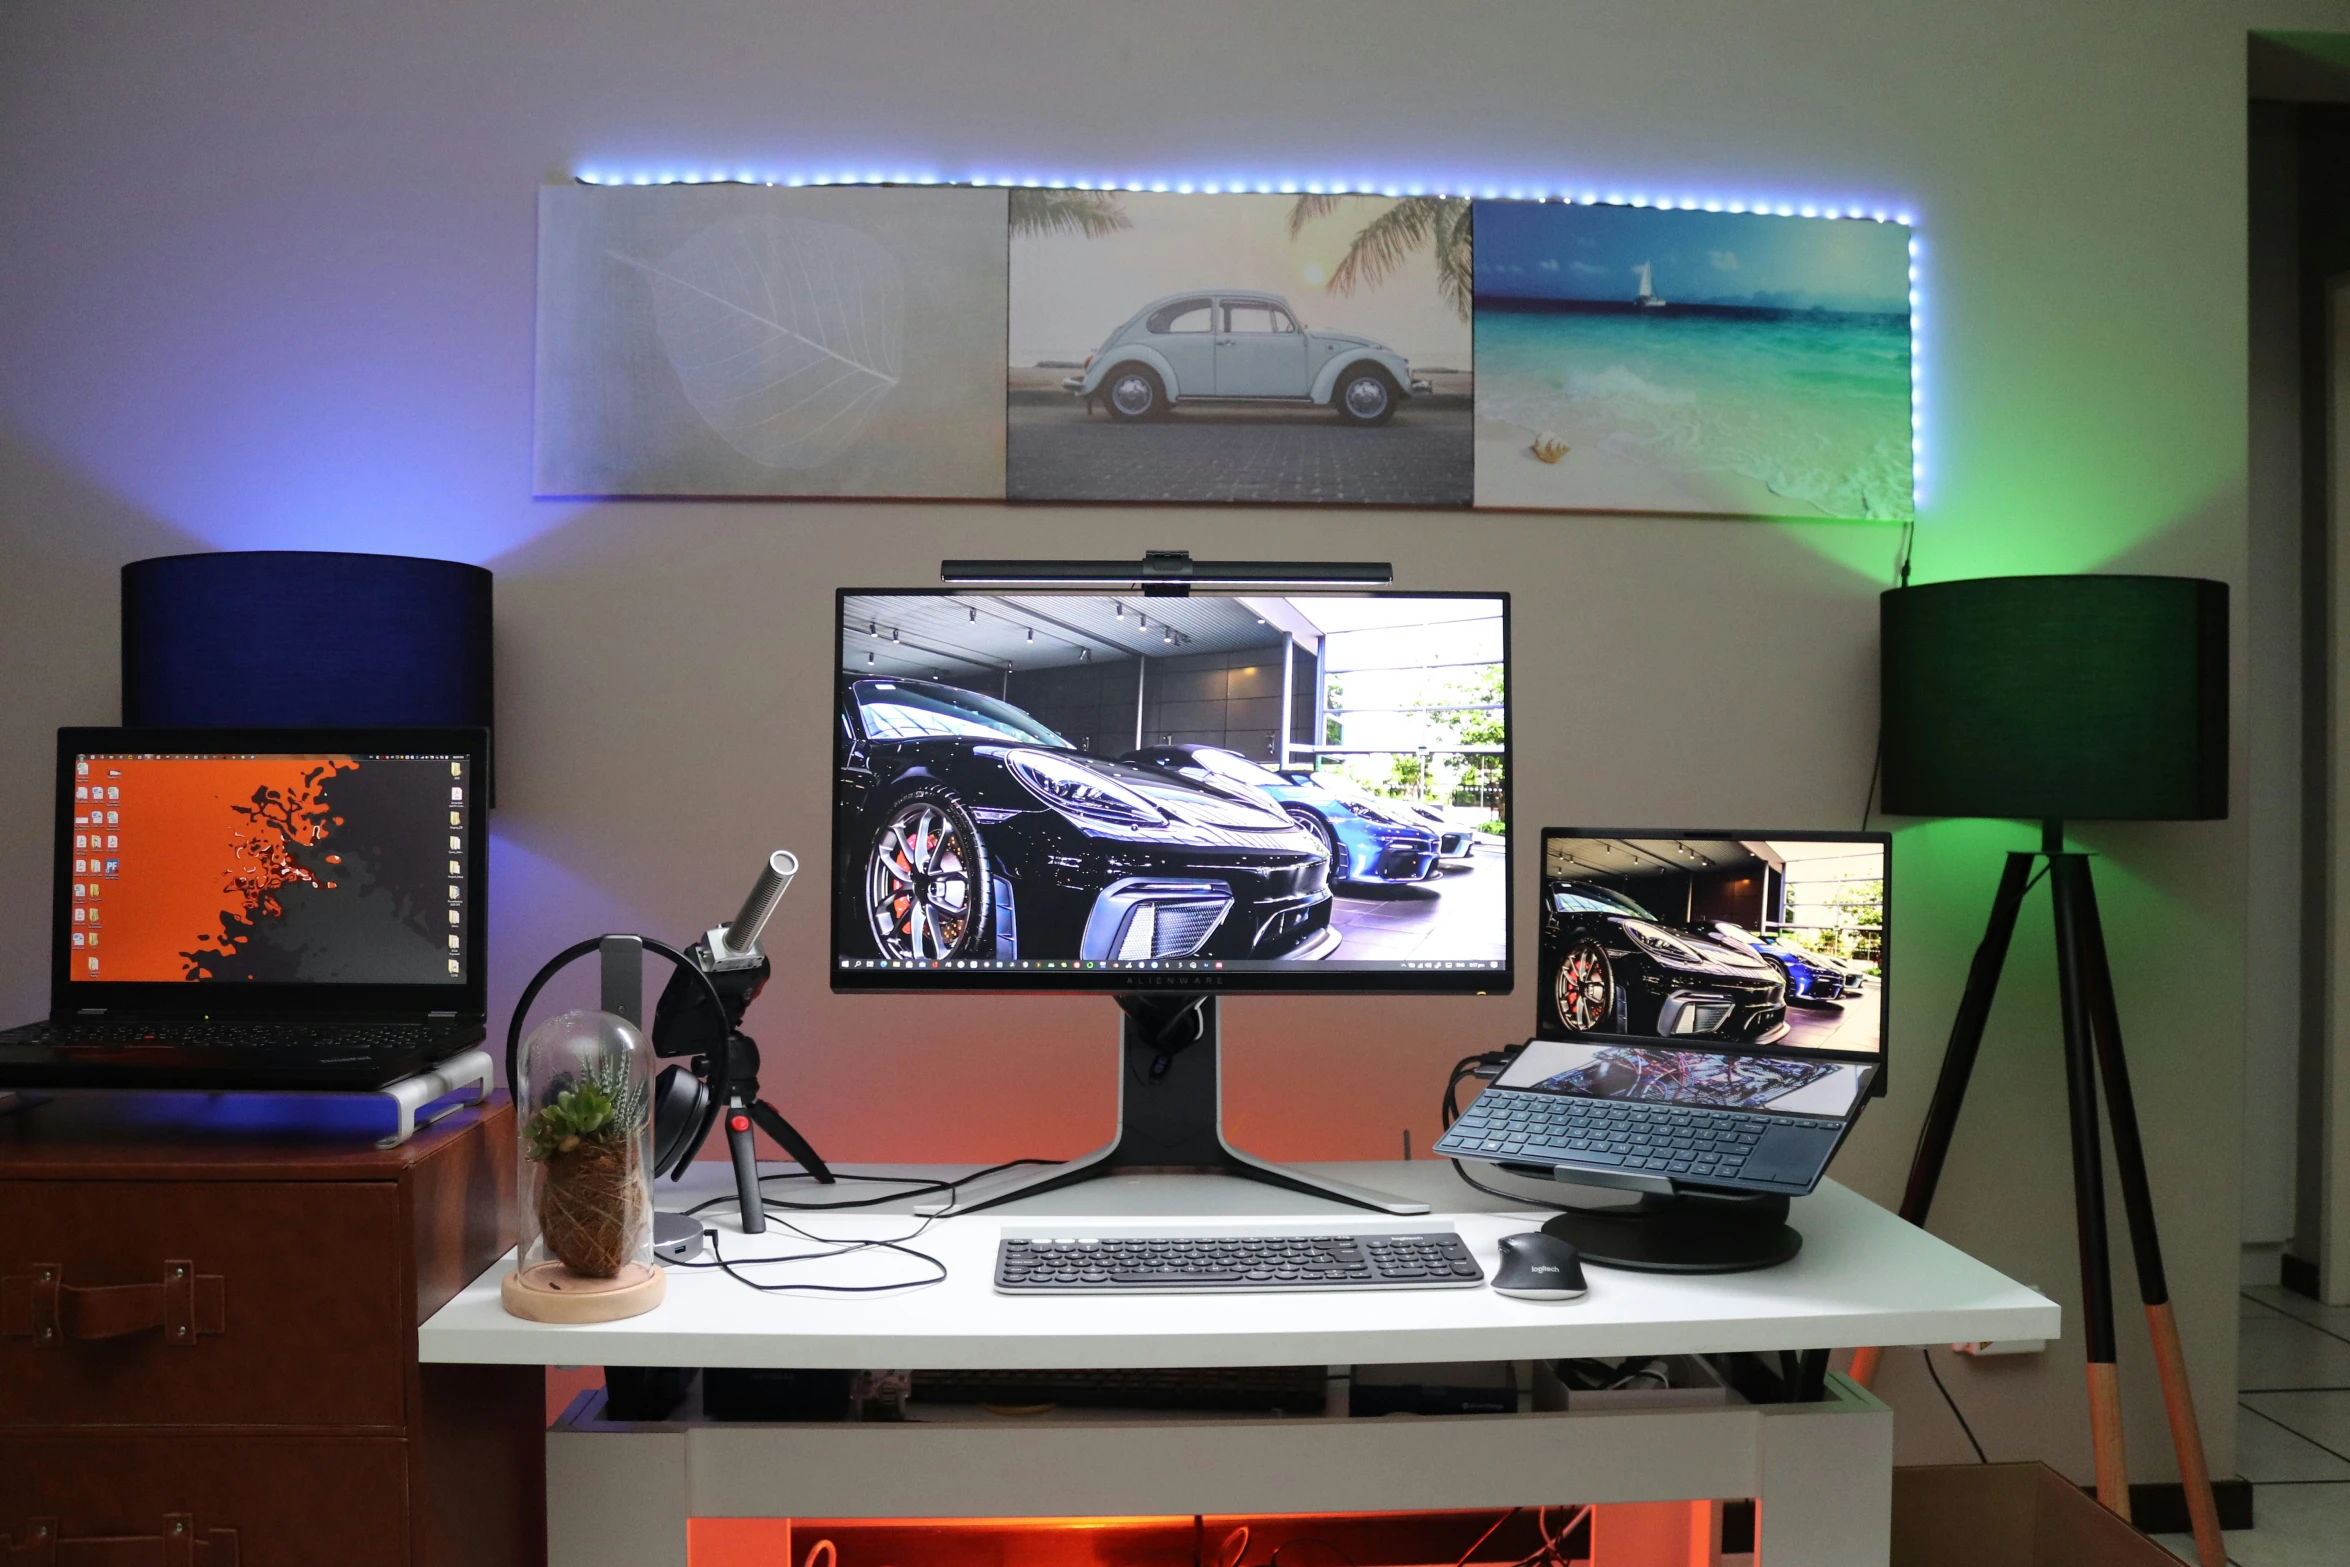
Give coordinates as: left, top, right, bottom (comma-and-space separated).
566, 168, 1928, 511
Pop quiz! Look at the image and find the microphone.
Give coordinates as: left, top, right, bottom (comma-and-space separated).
709, 849, 797, 965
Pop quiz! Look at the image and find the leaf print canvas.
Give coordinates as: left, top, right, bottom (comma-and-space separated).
535, 184, 1006, 497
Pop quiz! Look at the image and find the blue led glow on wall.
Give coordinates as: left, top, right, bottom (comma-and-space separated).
567, 166, 1929, 512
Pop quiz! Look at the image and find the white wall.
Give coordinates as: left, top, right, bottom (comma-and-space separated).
9, 0, 2350, 1486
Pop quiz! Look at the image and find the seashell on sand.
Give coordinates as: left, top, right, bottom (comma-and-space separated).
1531, 432, 1570, 464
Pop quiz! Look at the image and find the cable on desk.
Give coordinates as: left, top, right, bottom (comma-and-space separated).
670, 1157, 1056, 1297
1920, 1346, 1988, 1463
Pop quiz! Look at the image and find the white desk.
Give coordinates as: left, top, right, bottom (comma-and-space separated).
420, 1161, 2056, 1567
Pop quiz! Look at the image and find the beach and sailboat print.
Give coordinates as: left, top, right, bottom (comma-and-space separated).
1472, 202, 1913, 520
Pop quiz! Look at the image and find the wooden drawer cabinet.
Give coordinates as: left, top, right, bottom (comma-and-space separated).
0, 1433, 410, 1567
0, 1096, 541, 1567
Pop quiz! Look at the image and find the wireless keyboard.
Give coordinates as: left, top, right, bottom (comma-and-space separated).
994, 1226, 1484, 1293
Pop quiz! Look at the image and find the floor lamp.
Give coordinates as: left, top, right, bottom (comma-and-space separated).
1848, 575, 2228, 1567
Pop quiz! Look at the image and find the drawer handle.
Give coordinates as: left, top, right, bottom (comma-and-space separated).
3, 1513, 238, 1565
0, 1262, 224, 1347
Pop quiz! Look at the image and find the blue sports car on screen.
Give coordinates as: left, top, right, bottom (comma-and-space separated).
1688, 919, 1851, 1005
1121, 745, 1442, 885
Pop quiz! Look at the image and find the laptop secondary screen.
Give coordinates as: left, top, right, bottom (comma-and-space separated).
1497, 1038, 1873, 1119
68, 750, 472, 987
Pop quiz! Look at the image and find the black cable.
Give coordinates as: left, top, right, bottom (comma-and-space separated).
678, 1222, 949, 1295
669, 1156, 1057, 1295
1449, 1506, 1522, 1567
1860, 732, 1883, 833
1448, 1157, 1584, 1214
1920, 1346, 1988, 1463
748, 1159, 1056, 1212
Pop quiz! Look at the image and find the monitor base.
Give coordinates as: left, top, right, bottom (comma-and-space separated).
928, 995, 1429, 1217
1540, 1191, 1801, 1274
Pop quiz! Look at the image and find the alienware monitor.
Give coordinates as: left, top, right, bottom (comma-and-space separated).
1536, 829, 1888, 1071
832, 590, 1510, 994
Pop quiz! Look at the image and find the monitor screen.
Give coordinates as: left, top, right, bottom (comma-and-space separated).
832, 590, 1510, 993
64, 748, 474, 987
1536, 830, 1888, 1065
1497, 1038, 1874, 1120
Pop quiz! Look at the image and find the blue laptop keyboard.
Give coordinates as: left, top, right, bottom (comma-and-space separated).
1434, 1086, 1775, 1182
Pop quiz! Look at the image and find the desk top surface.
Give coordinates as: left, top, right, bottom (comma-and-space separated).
419, 1160, 2057, 1369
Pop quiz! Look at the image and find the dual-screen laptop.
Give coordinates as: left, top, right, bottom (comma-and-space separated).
1435, 829, 1887, 1197
0, 727, 489, 1090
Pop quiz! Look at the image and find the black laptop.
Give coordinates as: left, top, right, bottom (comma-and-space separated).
0, 726, 488, 1090
1434, 1038, 1876, 1196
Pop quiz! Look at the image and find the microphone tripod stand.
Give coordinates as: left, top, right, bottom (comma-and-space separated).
1848, 823, 2223, 1567
653, 940, 833, 1236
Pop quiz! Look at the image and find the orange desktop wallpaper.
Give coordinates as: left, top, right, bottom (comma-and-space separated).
72, 755, 360, 982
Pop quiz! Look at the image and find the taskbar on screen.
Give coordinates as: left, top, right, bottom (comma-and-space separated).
837, 958, 1505, 974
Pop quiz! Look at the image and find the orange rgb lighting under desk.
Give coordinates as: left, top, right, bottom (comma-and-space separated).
687, 1503, 1746, 1567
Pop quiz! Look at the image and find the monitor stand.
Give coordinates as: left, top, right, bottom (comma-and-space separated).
1538, 1188, 1802, 1274
929, 995, 1429, 1217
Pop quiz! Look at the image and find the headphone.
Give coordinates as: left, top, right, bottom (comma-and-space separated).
503, 935, 734, 1179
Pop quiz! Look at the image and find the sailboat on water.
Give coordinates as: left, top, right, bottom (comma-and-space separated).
1634, 261, 1668, 310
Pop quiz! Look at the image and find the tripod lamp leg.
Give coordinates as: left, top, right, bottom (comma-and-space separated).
2147, 1300, 2225, 1567
2074, 867, 2224, 1566
1850, 850, 2037, 1391
2086, 1360, 2131, 1521
2051, 848, 2129, 1518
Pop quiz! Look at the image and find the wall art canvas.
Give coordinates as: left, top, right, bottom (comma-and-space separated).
1473, 202, 1913, 520
535, 184, 1008, 497
1007, 191, 1473, 506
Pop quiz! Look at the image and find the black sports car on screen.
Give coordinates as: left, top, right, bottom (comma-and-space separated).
1540, 879, 1791, 1046
836, 678, 1339, 964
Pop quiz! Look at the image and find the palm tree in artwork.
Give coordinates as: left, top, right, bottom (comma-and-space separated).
1287, 195, 1473, 323
1008, 189, 1132, 238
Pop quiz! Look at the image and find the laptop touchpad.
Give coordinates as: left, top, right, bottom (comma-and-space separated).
1740, 1122, 1840, 1186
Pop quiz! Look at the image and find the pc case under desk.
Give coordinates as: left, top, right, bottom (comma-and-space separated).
420, 1160, 2058, 1567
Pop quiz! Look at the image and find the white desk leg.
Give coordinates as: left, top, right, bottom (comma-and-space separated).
549, 1419, 688, 1567
1756, 1374, 1894, 1567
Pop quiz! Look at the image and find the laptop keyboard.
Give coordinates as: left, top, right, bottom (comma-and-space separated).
0, 1019, 473, 1056
1434, 1087, 1777, 1182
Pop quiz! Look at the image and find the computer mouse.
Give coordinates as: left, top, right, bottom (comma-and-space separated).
1491, 1232, 1588, 1301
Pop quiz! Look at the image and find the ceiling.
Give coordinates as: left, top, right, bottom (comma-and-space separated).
838, 593, 1284, 679
1542, 837, 1780, 881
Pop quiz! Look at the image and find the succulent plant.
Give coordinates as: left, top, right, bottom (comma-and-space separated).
523, 1055, 647, 1163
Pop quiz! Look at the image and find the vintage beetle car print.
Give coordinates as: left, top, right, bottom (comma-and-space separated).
1061, 291, 1433, 425
836, 679, 1340, 964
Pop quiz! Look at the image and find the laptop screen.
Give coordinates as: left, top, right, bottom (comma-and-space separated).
67, 748, 473, 988
1497, 1038, 1874, 1119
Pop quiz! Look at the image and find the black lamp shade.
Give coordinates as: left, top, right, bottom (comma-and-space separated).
122, 550, 493, 787
1880, 574, 2227, 822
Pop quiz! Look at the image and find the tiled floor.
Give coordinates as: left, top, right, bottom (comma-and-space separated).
2148, 1288, 2350, 1566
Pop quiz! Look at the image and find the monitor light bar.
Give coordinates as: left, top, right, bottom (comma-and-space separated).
939, 550, 1394, 592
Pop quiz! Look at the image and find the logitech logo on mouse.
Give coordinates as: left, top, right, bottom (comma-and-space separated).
1533, 1265, 1559, 1273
